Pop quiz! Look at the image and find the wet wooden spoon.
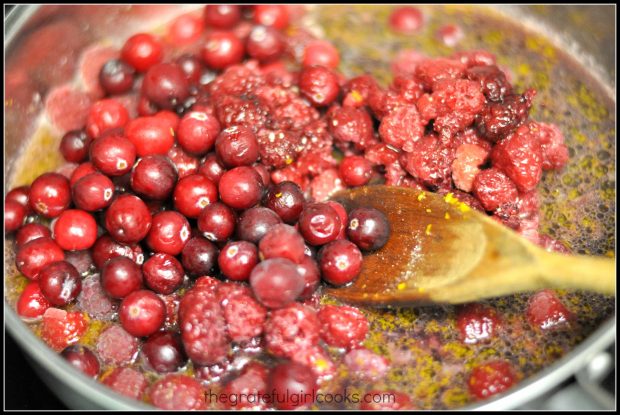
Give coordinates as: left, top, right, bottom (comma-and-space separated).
326, 186, 616, 306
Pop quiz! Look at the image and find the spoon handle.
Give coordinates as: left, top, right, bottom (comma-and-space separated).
537, 251, 616, 295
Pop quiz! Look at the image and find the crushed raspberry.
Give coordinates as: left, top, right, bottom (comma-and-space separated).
452, 143, 489, 192
213, 94, 269, 132
476, 89, 536, 142
472, 168, 519, 212
264, 303, 320, 358
528, 122, 569, 170
378, 105, 424, 152
41, 308, 88, 351
401, 135, 454, 190
96, 324, 139, 365
468, 360, 516, 399
526, 290, 572, 330
466, 65, 512, 102
318, 305, 368, 349
456, 304, 501, 344
414, 58, 466, 90
149, 374, 207, 410
77, 275, 118, 321
343, 348, 390, 381
102, 367, 148, 400
310, 168, 345, 202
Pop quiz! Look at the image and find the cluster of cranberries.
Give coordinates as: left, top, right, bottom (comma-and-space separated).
5, 4, 573, 410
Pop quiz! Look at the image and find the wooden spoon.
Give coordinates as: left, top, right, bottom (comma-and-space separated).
326, 186, 616, 306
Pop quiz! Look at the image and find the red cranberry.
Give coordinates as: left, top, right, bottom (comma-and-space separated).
176, 110, 221, 156
143, 253, 184, 295
246, 25, 285, 63
296, 255, 320, 300
198, 152, 227, 184
72, 172, 115, 212
17, 281, 51, 319
468, 360, 516, 399
129, 155, 178, 201
142, 331, 186, 373
347, 207, 390, 251
302, 40, 340, 69
176, 54, 206, 85
181, 236, 219, 277
269, 362, 317, 410
29, 173, 71, 218
70, 162, 98, 186
86, 99, 129, 139
339, 155, 373, 187
173, 174, 218, 219
142, 63, 190, 110
299, 66, 340, 107
167, 144, 201, 179
121, 33, 163, 72
197, 202, 236, 242
215, 125, 259, 167
92, 234, 144, 270
125, 116, 176, 157
39, 261, 82, 306
437, 24, 464, 47
318, 305, 369, 349
119, 289, 166, 337
218, 240, 258, 282
298, 202, 341, 246
236, 206, 282, 244
259, 224, 306, 264
146, 211, 191, 255
204, 5, 241, 29
16, 237, 65, 280
104, 194, 152, 244
59, 130, 91, 163
218, 166, 264, 210
319, 239, 363, 286
5, 200, 26, 232
99, 59, 135, 95
89, 133, 137, 176
253, 163, 271, 187
457, 304, 501, 344
52, 209, 98, 251
253, 5, 289, 30
16, 223, 51, 247
263, 181, 305, 224
167, 13, 204, 45
100, 256, 143, 299
202, 31, 245, 70
6, 185, 31, 209
61, 345, 100, 378
389, 6, 424, 34
138, 95, 158, 116
249, 258, 304, 309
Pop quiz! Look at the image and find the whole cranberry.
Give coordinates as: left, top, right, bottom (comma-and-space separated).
347, 207, 390, 251
130, 155, 178, 200
142, 331, 186, 373
296, 256, 321, 300
138, 95, 159, 116
6, 185, 31, 210
39, 261, 82, 306
269, 362, 317, 410
100, 256, 143, 299
16, 237, 65, 280
16, 223, 51, 247
302, 40, 340, 69
167, 13, 204, 45
167, 144, 201, 179
92, 234, 144, 270
125, 116, 176, 157
181, 236, 219, 277
52, 209, 98, 251
86, 99, 129, 139
339, 155, 373, 186
143, 253, 184, 295
5, 199, 26, 232
177, 111, 221, 156
142, 63, 190, 110
319, 239, 363, 286
61, 345, 101, 377
198, 152, 227, 184
119, 289, 166, 337
218, 166, 264, 210
299, 66, 340, 107
72, 172, 115, 211
89, 133, 137, 176
104, 194, 152, 244
236, 206, 282, 244
59, 130, 91, 163
70, 162, 98, 186
246, 25, 285, 63
253, 5, 289, 30
99, 59, 135, 95
259, 224, 306, 264
326, 200, 348, 240
253, 164, 271, 187
298, 202, 341, 246
176, 54, 206, 85
202, 31, 245, 70
17, 281, 51, 319
215, 125, 259, 167
29, 173, 71, 218
121, 33, 163, 72
197, 202, 236, 242
389, 6, 424, 34
146, 211, 191, 256
218, 240, 258, 282
249, 258, 304, 309
204, 5, 241, 29
173, 174, 218, 219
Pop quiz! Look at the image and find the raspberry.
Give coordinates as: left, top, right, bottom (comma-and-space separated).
451, 50, 497, 68
310, 168, 345, 202
77, 275, 118, 320
401, 135, 454, 190
317, 305, 369, 349
491, 124, 543, 193
264, 303, 320, 358
466, 65, 512, 102
222, 362, 269, 410
96, 324, 139, 365
451, 143, 489, 192
468, 360, 516, 399
343, 348, 390, 381
221, 290, 267, 343
271, 95, 319, 131
442, 190, 485, 212
41, 308, 88, 351
378, 105, 424, 152
271, 164, 310, 192
538, 235, 571, 254
364, 143, 401, 167
149, 374, 207, 410
456, 304, 501, 345
472, 168, 519, 212
257, 128, 302, 168
528, 122, 569, 170
102, 367, 148, 400
476, 89, 536, 142
342, 75, 381, 108
328, 106, 375, 145
452, 127, 492, 152
391, 75, 425, 104
213, 95, 269, 132
414, 57, 466, 90
45, 84, 92, 133
360, 390, 414, 410
290, 345, 337, 379
526, 289, 572, 330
